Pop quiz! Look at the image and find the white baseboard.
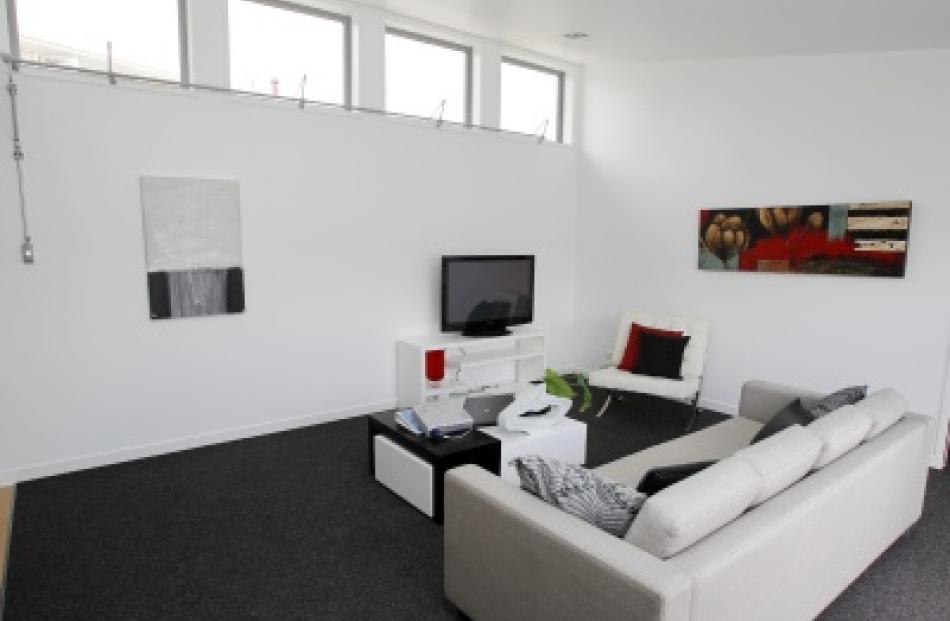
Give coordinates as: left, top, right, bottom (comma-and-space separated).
698, 397, 738, 416
0, 399, 395, 486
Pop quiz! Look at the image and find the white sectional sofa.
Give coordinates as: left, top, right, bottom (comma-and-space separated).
443, 380, 930, 621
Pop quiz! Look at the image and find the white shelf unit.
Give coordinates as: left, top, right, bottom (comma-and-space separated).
397, 329, 547, 408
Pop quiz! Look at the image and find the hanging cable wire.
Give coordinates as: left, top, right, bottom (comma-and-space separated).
6, 72, 33, 264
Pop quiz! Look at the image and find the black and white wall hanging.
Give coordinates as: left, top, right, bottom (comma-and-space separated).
141, 176, 245, 320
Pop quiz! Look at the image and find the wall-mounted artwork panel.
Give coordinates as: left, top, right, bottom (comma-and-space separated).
141, 177, 246, 319
699, 202, 911, 277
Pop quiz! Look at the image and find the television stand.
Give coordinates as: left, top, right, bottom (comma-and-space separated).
396, 329, 547, 408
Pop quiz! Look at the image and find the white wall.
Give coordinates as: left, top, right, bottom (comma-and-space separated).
0, 72, 578, 482
6, 4, 946, 480
573, 49, 950, 464
0, 0, 9, 56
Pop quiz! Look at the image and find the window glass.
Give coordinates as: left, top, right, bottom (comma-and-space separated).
15, 0, 181, 80
500, 59, 563, 142
228, 0, 348, 104
385, 29, 470, 124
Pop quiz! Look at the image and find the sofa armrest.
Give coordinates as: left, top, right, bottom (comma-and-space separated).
444, 465, 692, 621
738, 380, 824, 424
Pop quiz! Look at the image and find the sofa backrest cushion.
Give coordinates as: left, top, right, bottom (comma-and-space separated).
625, 456, 759, 558
734, 425, 821, 505
611, 311, 710, 380
806, 404, 873, 469
857, 388, 908, 439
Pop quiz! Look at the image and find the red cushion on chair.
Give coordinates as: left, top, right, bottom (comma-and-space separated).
618, 322, 684, 371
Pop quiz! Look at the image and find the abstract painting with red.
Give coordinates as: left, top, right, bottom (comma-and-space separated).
699, 202, 911, 277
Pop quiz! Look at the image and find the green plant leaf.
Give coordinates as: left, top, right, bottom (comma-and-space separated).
544, 368, 575, 400
575, 374, 592, 413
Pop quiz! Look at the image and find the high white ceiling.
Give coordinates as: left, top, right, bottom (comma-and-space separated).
357, 0, 950, 63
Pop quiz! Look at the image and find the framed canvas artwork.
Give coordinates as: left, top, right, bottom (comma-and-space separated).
141, 176, 246, 319
698, 202, 911, 277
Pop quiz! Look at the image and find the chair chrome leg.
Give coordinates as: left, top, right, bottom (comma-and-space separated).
596, 393, 613, 418
684, 395, 700, 433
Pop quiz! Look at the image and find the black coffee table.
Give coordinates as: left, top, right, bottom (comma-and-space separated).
367, 411, 501, 522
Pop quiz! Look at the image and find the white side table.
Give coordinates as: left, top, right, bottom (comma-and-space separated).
481, 418, 588, 484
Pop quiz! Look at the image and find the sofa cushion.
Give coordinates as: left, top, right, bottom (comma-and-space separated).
618, 322, 684, 371
637, 460, 716, 496
738, 380, 824, 424
750, 398, 816, 444
625, 456, 760, 558
596, 416, 762, 487
806, 385, 868, 418
806, 404, 873, 468
512, 456, 646, 537
735, 425, 821, 505
609, 312, 709, 381
633, 332, 691, 380
857, 388, 908, 439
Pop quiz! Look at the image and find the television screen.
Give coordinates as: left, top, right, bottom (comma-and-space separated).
441, 255, 534, 336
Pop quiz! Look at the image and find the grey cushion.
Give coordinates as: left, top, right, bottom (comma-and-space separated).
806, 385, 868, 418
512, 456, 645, 537
751, 398, 816, 443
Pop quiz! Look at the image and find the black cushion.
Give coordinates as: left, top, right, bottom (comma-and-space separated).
751, 398, 816, 444
632, 331, 691, 380
637, 460, 716, 496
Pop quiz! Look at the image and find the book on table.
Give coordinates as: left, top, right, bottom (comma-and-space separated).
399, 399, 473, 437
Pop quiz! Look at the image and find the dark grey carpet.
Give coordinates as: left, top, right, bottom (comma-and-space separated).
2, 389, 946, 620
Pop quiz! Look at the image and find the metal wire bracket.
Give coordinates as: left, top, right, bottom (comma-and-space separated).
534, 118, 550, 144
7, 73, 34, 264
106, 41, 116, 85
1, 54, 559, 143
298, 75, 307, 109
431, 99, 447, 128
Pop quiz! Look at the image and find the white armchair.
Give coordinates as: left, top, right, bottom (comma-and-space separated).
588, 311, 710, 429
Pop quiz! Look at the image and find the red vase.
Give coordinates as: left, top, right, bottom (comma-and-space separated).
425, 349, 446, 382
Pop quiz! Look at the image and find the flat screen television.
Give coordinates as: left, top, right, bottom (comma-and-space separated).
441, 255, 535, 337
